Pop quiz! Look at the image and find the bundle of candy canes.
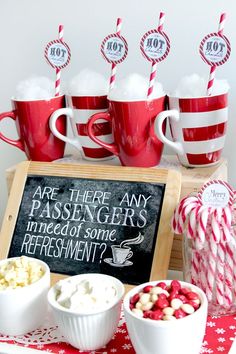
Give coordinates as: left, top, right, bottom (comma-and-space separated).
172, 187, 236, 311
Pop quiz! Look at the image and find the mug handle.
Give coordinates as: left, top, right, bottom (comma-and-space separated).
126, 251, 133, 260
0, 111, 24, 151
87, 112, 119, 155
50, 107, 82, 150
154, 109, 184, 155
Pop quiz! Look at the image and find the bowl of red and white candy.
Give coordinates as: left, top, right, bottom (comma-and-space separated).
123, 280, 208, 354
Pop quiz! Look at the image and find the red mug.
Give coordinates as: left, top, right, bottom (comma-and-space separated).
155, 93, 228, 167
50, 95, 113, 160
87, 97, 167, 167
0, 96, 66, 161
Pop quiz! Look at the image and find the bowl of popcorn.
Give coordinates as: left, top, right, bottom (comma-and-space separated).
48, 273, 124, 351
123, 280, 208, 354
0, 256, 50, 335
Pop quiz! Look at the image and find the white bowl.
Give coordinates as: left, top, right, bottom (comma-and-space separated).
0, 257, 50, 335
123, 280, 208, 354
48, 273, 124, 351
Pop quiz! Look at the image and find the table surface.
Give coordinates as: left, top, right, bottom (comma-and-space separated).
1, 310, 236, 354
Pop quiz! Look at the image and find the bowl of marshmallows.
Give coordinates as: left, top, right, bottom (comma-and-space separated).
48, 273, 125, 351
0, 256, 50, 335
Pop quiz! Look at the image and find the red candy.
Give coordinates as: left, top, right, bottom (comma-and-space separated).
150, 310, 163, 320
155, 298, 169, 309
174, 309, 187, 319
176, 294, 187, 303
188, 300, 200, 310
186, 291, 199, 300
130, 293, 140, 304
179, 287, 190, 296
170, 280, 181, 291
143, 285, 153, 293
130, 280, 201, 321
156, 282, 167, 290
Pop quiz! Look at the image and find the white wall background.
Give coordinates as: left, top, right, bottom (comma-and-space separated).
0, 0, 235, 225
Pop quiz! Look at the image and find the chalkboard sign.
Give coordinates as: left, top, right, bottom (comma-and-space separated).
0, 162, 181, 290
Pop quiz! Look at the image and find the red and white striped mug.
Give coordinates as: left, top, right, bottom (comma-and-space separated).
155, 93, 228, 167
50, 95, 114, 160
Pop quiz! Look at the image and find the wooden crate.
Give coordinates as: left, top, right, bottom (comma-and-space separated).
5, 155, 227, 271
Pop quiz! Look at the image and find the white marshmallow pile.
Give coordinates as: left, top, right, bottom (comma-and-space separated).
0, 256, 45, 290
68, 69, 109, 96
172, 73, 230, 98
55, 277, 118, 312
108, 73, 165, 101
15, 76, 55, 100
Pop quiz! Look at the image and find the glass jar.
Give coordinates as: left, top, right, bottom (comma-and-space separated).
183, 228, 236, 316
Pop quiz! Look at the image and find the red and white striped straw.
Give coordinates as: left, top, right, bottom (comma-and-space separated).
109, 18, 122, 91
147, 12, 165, 99
207, 13, 226, 96
55, 24, 64, 97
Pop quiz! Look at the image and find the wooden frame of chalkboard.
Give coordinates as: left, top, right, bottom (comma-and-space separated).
0, 161, 181, 291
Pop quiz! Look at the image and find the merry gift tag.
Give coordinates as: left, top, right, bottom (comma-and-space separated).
198, 180, 234, 208
199, 32, 231, 67
140, 29, 170, 63
45, 39, 71, 69
101, 33, 128, 64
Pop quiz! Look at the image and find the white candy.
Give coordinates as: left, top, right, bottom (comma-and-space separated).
141, 302, 153, 311
181, 304, 195, 314
140, 293, 151, 305
163, 315, 177, 321
170, 298, 183, 310
135, 301, 143, 309
163, 307, 175, 316
150, 287, 169, 296
132, 308, 143, 317
151, 294, 158, 302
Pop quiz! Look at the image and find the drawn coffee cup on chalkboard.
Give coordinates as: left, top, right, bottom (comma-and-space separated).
111, 245, 133, 266
104, 233, 144, 268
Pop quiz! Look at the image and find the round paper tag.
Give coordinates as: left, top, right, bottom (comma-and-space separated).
140, 30, 170, 63
101, 34, 128, 64
45, 39, 71, 69
199, 32, 231, 67
199, 180, 234, 208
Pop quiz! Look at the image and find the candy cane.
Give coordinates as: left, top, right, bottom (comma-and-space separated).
221, 207, 234, 306
180, 197, 199, 223
189, 206, 203, 286
214, 208, 225, 306
222, 206, 232, 242
205, 209, 220, 301
172, 196, 198, 233
197, 206, 209, 245
224, 239, 234, 307
229, 228, 236, 300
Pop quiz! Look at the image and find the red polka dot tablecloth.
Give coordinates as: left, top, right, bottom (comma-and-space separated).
1, 312, 236, 353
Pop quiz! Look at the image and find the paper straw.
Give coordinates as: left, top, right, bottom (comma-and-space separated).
207, 13, 226, 96
109, 18, 122, 91
147, 11, 165, 99
55, 24, 64, 97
